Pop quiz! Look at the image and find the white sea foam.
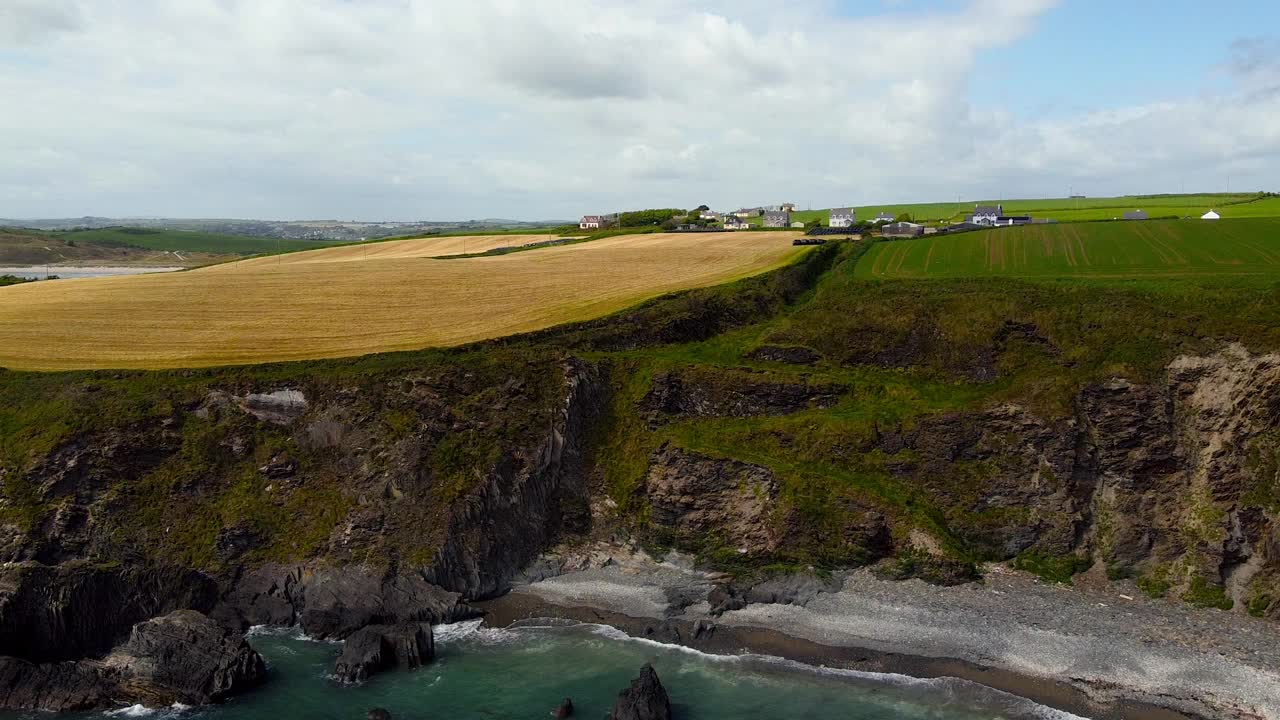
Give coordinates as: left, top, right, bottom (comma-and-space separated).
105, 705, 154, 717
516, 619, 1090, 720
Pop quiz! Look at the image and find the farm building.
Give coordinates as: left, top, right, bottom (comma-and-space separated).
1202, 210, 1221, 220
733, 208, 762, 218
722, 217, 750, 230
763, 210, 791, 228
994, 215, 1033, 227
781, 202, 797, 212
579, 215, 605, 230
881, 221, 924, 238
829, 208, 857, 228
970, 205, 1004, 226
1124, 210, 1149, 220
699, 210, 722, 221
790, 221, 805, 228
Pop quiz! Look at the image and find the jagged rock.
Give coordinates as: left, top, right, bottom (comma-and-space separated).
368, 708, 392, 720
332, 623, 434, 683
0, 562, 219, 664
0, 656, 113, 712
553, 697, 574, 717
222, 564, 476, 639
645, 445, 779, 555
106, 610, 267, 706
609, 664, 672, 720
707, 586, 746, 616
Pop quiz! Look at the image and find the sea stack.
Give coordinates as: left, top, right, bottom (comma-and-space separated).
609, 664, 672, 720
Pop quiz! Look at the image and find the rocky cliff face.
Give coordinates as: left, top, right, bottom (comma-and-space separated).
624, 345, 1280, 616
0, 353, 608, 710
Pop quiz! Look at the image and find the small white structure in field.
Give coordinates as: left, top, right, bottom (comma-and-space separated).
1201, 210, 1221, 220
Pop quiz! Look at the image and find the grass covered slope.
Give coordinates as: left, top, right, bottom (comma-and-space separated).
0, 231, 805, 371
0, 226, 337, 267
857, 218, 1280, 279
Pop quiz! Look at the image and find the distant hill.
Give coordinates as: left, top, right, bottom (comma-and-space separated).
0, 226, 336, 266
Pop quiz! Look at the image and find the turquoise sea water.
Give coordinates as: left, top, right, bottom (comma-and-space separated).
7, 620, 1084, 720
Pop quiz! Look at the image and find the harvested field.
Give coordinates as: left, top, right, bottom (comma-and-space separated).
218, 234, 557, 269
0, 232, 804, 370
856, 218, 1280, 280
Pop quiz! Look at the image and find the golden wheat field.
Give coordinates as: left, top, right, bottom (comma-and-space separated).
214, 234, 559, 270
0, 232, 804, 370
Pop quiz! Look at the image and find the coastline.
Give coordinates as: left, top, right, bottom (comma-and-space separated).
477, 549, 1280, 720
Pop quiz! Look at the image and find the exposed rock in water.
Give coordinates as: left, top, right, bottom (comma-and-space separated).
609, 664, 672, 720
553, 696, 574, 717
221, 564, 476, 639
105, 610, 267, 706
368, 708, 392, 720
332, 622, 434, 684
0, 562, 219, 663
0, 656, 114, 712
0, 610, 265, 712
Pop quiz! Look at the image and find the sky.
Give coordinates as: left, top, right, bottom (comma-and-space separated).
1, 0, 1278, 221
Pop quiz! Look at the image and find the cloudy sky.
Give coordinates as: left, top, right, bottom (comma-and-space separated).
2, 0, 1278, 221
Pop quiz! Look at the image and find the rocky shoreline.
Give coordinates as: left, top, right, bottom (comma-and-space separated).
480, 547, 1280, 720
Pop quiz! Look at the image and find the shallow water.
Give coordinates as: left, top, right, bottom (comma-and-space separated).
3, 620, 1086, 720
0, 266, 183, 280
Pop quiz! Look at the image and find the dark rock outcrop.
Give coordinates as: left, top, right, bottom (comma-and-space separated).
744, 572, 842, 607
746, 345, 822, 366
107, 610, 267, 706
0, 610, 264, 712
424, 359, 606, 598
0, 562, 218, 663
0, 657, 113, 712
642, 369, 841, 428
645, 445, 779, 555
222, 564, 475, 639
609, 664, 672, 720
332, 623, 434, 683
553, 697, 575, 717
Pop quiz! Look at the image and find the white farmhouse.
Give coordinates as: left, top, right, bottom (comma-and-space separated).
970, 204, 1003, 226
829, 208, 856, 228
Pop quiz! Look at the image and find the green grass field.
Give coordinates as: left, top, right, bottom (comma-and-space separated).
775, 193, 1274, 225
49, 227, 337, 255
855, 218, 1280, 280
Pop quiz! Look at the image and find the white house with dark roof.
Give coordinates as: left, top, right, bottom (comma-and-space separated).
579, 215, 605, 230
970, 205, 1003, 226
723, 216, 750, 230
829, 208, 856, 228
872, 211, 895, 224
763, 210, 791, 228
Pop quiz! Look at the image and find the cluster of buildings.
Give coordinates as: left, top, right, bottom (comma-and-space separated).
577, 201, 1229, 237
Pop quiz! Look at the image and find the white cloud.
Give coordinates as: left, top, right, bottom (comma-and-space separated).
0, 0, 1276, 220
